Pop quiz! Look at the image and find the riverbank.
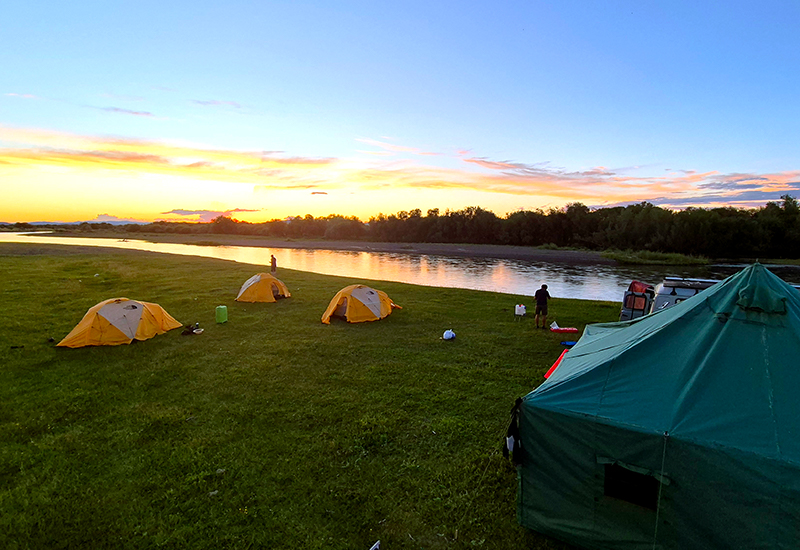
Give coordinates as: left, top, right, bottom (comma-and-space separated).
37, 230, 619, 265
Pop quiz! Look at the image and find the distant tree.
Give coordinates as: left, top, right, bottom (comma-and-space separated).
211, 216, 238, 234
564, 202, 598, 247
324, 218, 366, 240
502, 210, 547, 246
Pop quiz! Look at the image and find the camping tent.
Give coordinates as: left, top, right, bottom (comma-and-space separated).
235, 272, 291, 302
516, 264, 800, 549
57, 298, 182, 348
321, 284, 401, 324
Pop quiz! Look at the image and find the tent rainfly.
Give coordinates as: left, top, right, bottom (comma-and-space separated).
57, 298, 182, 348
516, 263, 800, 549
235, 272, 291, 302
321, 284, 401, 324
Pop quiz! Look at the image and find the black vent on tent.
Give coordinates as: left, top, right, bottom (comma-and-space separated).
604, 463, 660, 510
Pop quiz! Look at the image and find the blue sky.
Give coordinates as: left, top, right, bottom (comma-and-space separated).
2, 0, 799, 223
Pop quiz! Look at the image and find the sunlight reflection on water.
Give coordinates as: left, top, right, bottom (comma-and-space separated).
4, 233, 800, 302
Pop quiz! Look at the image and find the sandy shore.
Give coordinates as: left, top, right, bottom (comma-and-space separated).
27, 231, 617, 265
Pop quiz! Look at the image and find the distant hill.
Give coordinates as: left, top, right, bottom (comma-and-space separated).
1, 220, 146, 226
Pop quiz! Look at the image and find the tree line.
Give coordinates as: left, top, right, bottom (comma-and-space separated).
11, 195, 800, 259
365, 198, 800, 258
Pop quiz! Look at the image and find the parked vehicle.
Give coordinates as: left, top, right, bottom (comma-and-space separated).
620, 275, 800, 320
619, 280, 655, 321
619, 277, 718, 321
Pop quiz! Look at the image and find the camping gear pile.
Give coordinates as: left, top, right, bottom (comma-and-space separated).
514, 263, 800, 549
548, 321, 578, 333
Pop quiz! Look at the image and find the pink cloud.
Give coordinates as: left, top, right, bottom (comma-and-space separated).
161, 208, 260, 222
356, 138, 440, 156
356, 150, 393, 156
192, 99, 242, 108
102, 107, 155, 117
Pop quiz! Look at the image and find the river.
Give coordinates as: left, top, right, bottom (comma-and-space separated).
3, 232, 799, 302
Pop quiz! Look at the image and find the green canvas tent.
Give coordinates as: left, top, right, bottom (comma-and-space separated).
517, 263, 800, 549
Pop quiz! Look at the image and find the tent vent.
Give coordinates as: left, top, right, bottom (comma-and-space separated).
604, 463, 660, 510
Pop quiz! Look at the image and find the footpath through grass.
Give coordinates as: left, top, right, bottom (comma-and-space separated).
0, 244, 618, 549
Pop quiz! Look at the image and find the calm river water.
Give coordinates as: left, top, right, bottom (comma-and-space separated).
3, 232, 799, 302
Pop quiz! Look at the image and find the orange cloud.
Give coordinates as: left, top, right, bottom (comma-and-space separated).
0, 125, 336, 185
2, 125, 799, 222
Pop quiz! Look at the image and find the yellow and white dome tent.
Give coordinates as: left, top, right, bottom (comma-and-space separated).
235, 273, 291, 303
57, 298, 182, 348
321, 284, 401, 324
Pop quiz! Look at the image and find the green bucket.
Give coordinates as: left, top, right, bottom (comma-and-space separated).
215, 305, 228, 323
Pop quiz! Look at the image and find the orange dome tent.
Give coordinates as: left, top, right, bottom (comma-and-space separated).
57, 298, 182, 348
321, 284, 401, 324
235, 272, 291, 302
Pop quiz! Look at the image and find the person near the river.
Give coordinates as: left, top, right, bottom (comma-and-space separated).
534, 284, 551, 329
270, 254, 277, 274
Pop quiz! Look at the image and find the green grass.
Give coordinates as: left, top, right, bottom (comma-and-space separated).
602, 249, 709, 265
0, 244, 618, 549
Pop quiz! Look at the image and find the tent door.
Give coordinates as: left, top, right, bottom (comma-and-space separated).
334, 298, 348, 317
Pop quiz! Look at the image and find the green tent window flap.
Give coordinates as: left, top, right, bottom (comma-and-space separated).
603, 463, 660, 511
596, 456, 671, 486
516, 264, 800, 549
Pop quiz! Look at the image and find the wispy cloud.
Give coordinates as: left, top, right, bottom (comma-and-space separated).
356, 138, 440, 156
5, 92, 39, 99
0, 126, 336, 184
161, 208, 260, 222
192, 99, 242, 108
101, 107, 155, 117
356, 150, 394, 156
92, 213, 148, 223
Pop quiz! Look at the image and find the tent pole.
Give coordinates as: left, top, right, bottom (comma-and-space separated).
652, 431, 669, 550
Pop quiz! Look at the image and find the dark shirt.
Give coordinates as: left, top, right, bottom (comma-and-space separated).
534, 288, 551, 306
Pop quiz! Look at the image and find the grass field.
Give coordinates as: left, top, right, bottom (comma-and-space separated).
0, 244, 619, 549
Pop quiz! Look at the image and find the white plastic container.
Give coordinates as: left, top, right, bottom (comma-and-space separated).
515, 304, 526, 316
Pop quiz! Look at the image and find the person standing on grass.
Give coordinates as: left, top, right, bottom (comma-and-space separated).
270, 254, 277, 274
534, 284, 551, 329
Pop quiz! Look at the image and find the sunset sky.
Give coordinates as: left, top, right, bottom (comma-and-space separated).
2, 1, 799, 223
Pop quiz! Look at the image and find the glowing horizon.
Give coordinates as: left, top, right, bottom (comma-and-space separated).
3, 124, 799, 224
